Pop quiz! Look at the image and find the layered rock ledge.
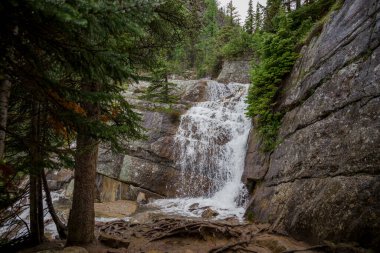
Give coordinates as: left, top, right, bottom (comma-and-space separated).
244, 0, 380, 249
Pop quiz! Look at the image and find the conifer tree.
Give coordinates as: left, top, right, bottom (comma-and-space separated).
226, 1, 240, 26
0, 0, 188, 246
139, 54, 179, 104
196, 0, 220, 76
263, 0, 283, 32
255, 3, 265, 32
244, 0, 255, 34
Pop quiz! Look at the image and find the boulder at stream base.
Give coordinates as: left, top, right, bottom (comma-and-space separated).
136, 192, 147, 204
201, 208, 219, 219
243, 0, 380, 250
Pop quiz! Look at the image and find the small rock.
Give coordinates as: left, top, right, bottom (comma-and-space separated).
65, 179, 75, 198
99, 233, 130, 249
201, 208, 219, 219
188, 203, 199, 212
136, 192, 147, 204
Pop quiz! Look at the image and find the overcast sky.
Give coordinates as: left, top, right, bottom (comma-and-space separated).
218, 0, 267, 24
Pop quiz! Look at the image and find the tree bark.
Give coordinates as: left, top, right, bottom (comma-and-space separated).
66, 83, 100, 246
0, 78, 11, 160
41, 170, 67, 239
296, 0, 301, 9
29, 174, 43, 244
29, 100, 44, 245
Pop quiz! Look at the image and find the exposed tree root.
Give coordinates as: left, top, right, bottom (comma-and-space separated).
96, 218, 363, 253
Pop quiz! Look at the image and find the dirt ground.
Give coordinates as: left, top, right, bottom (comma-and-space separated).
17, 201, 367, 253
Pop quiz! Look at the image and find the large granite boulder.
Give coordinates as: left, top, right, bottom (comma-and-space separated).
244, 0, 380, 249
217, 60, 251, 84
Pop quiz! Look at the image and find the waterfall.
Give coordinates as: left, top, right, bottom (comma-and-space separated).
153, 80, 251, 219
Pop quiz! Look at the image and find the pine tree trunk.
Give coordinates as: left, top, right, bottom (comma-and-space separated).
296, 0, 301, 9
66, 83, 100, 246
0, 78, 11, 160
29, 175, 43, 244
29, 100, 44, 245
41, 170, 67, 239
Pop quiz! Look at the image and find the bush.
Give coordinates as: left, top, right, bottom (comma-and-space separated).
246, 13, 298, 151
246, 1, 340, 152
221, 30, 254, 59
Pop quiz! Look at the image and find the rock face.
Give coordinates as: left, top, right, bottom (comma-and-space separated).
95, 174, 130, 202
217, 60, 251, 84
96, 80, 208, 198
244, 0, 380, 249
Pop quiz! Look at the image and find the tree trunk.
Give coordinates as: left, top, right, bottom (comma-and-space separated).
41, 170, 67, 239
0, 78, 11, 160
66, 83, 100, 246
29, 100, 44, 245
296, 0, 301, 9
29, 175, 43, 244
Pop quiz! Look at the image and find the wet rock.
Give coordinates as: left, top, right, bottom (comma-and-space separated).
46, 169, 74, 191
201, 208, 219, 219
244, 0, 380, 249
95, 174, 130, 202
188, 203, 199, 212
217, 60, 251, 84
181, 81, 207, 103
136, 192, 147, 205
96, 102, 183, 197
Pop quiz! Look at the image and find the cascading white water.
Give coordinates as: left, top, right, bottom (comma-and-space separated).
153, 80, 251, 219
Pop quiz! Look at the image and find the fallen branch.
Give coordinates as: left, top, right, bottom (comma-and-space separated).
281, 245, 329, 253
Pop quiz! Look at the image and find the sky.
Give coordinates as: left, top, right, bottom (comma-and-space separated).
218, 0, 267, 24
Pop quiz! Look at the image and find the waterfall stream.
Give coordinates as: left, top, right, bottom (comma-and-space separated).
153, 80, 251, 219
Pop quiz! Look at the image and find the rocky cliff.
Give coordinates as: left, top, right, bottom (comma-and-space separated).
95, 80, 208, 200
244, 0, 380, 249
217, 60, 251, 84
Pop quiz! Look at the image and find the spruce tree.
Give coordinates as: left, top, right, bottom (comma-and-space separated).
255, 3, 264, 32
196, 0, 219, 76
226, 1, 240, 26
244, 0, 255, 34
0, 0, 188, 246
263, 0, 283, 32
139, 54, 179, 104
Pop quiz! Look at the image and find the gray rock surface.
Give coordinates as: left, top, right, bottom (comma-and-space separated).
244, 0, 380, 249
217, 60, 251, 84
96, 80, 209, 198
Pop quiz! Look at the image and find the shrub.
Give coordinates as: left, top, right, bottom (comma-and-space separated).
246, 13, 298, 151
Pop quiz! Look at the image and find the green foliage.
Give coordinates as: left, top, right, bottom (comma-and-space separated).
0, 0, 189, 231
246, 13, 298, 151
139, 61, 179, 104
244, 0, 255, 34
220, 28, 254, 60
288, 0, 338, 30
226, 0, 240, 26
167, 0, 255, 78
246, 0, 341, 152
263, 0, 282, 32
194, 0, 220, 77
246, 211, 255, 223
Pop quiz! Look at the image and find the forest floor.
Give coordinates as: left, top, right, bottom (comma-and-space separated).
18, 201, 330, 253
